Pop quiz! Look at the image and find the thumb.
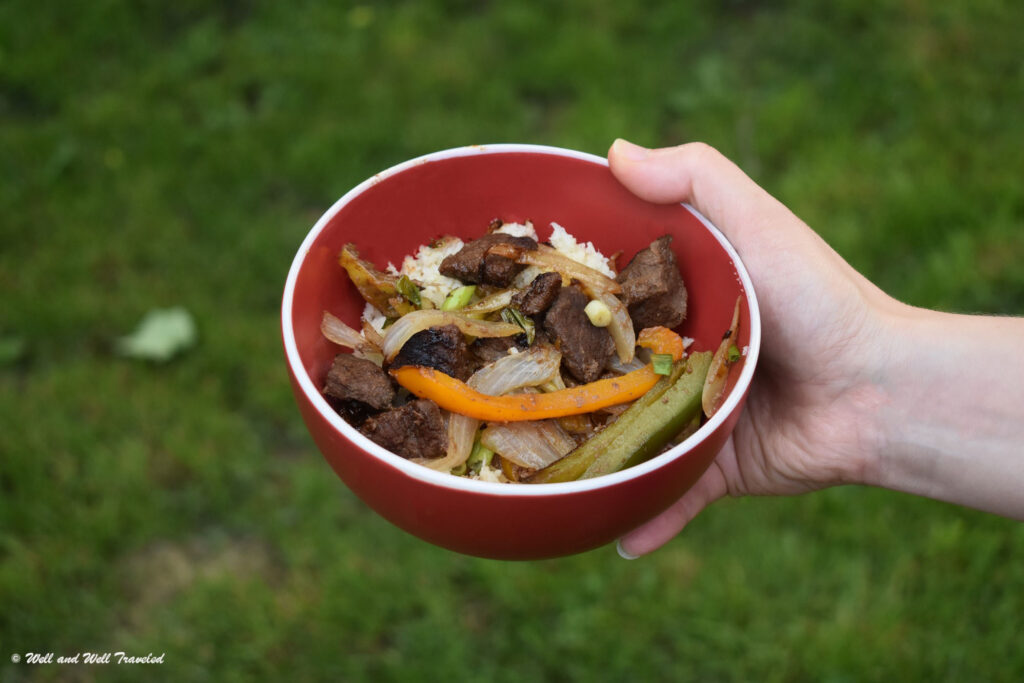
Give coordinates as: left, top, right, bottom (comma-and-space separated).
608, 139, 794, 253
617, 457, 729, 558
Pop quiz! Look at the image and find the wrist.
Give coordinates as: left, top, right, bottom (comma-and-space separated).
867, 304, 1024, 518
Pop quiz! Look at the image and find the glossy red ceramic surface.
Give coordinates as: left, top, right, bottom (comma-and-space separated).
282, 145, 760, 560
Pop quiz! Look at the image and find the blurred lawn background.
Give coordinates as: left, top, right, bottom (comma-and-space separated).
2, 1, 1023, 681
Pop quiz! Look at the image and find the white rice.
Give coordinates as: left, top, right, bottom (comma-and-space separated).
396, 236, 466, 308
548, 222, 616, 278
472, 464, 508, 483
362, 302, 389, 335
494, 221, 539, 240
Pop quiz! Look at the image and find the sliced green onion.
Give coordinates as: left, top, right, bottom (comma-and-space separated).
396, 275, 422, 308
441, 285, 477, 311
501, 307, 535, 345
651, 353, 674, 376
726, 344, 741, 364
467, 441, 494, 474
450, 462, 468, 476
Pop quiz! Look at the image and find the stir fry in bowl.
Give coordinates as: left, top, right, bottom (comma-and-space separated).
320, 220, 743, 483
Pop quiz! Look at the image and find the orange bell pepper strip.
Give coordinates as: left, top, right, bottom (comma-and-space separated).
390, 326, 685, 422
637, 325, 685, 360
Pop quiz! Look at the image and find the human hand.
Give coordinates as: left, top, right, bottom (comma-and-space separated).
609, 140, 900, 557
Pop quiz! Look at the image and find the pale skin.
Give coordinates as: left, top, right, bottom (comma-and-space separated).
609, 139, 1024, 558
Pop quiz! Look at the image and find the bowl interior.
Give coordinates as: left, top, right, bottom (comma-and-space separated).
288, 147, 754, 484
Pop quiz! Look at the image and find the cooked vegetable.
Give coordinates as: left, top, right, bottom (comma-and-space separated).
441, 285, 477, 311
480, 419, 575, 470
396, 275, 422, 308
670, 410, 702, 447
416, 345, 563, 472
321, 311, 384, 365
581, 351, 711, 479
460, 288, 514, 314
528, 351, 711, 483
501, 307, 535, 344
606, 354, 647, 375
391, 366, 662, 421
381, 309, 521, 361
338, 244, 416, 318
321, 310, 365, 348
536, 369, 592, 434
702, 296, 742, 418
651, 353, 674, 376
360, 319, 386, 349
727, 344, 741, 364
466, 441, 494, 474
527, 361, 688, 483
637, 325, 685, 360
391, 327, 685, 422
487, 242, 621, 294
581, 286, 635, 363
469, 344, 563, 392
499, 455, 533, 482
584, 299, 612, 327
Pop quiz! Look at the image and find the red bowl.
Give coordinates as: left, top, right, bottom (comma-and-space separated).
282, 145, 760, 560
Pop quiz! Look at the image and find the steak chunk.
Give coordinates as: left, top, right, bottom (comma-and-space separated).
511, 271, 562, 316
360, 399, 447, 459
470, 336, 527, 366
543, 283, 614, 383
324, 354, 395, 410
616, 235, 688, 332
389, 324, 472, 381
439, 233, 538, 287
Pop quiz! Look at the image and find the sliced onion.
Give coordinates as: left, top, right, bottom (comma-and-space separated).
321, 311, 384, 365
480, 420, 576, 470
702, 296, 742, 418
361, 319, 385, 348
469, 345, 561, 394
489, 243, 621, 294
416, 345, 563, 472
321, 310, 365, 348
414, 411, 480, 473
581, 285, 635, 364
381, 309, 521, 361
460, 289, 515, 314
607, 354, 646, 375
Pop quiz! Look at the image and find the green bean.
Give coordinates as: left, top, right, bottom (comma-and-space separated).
580, 351, 711, 479
526, 361, 687, 484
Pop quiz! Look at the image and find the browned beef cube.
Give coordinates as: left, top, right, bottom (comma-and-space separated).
324, 354, 395, 411
543, 283, 614, 383
359, 399, 447, 459
439, 233, 538, 287
511, 271, 562, 316
470, 336, 526, 365
389, 324, 473, 381
616, 235, 688, 332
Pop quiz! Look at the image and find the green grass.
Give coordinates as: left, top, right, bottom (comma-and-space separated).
3, 1, 1024, 681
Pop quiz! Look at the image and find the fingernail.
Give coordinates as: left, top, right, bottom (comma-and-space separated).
613, 138, 649, 161
616, 539, 639, 560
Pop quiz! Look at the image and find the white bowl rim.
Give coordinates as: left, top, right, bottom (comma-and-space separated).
281, 143, 761, 497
